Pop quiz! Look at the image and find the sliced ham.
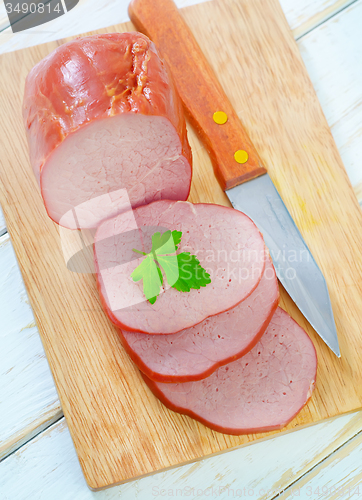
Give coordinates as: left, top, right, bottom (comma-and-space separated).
23, 32, 192, 229
94, 200, 266, 334
142, 308, 317, 434
120, 253, 279, 382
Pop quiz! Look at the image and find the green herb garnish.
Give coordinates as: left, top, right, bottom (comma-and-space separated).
131, 230, 211, 304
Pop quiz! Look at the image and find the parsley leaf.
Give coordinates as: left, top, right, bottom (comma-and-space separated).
151, 230, 182, 254
131, 254, 163, 304
172, 253, 211, 292
171, 230, 182, 250
131, 230, 211, 304
156, 253, 179, 286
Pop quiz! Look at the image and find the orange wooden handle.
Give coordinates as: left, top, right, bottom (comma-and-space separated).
129, 0, 266, 190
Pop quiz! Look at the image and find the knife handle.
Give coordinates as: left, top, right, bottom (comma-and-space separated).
129, 0, 267, 190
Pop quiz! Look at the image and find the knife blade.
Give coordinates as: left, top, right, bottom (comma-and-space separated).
128, 0, 340, 356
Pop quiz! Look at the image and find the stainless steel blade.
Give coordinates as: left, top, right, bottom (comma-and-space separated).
227, 173, 340, 357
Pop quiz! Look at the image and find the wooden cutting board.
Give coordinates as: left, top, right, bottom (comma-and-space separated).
1, 0, 362, 490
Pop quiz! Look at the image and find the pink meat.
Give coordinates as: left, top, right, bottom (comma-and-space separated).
22, 32, 192, 229
94, 201, 266, 334
142, 308, 317, 434
120, 253, 279, 382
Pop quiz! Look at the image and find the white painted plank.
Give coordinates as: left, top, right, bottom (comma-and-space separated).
0, 233, 61, 460
298, 0, 362, 203
1, 412, 362, 498
355, 181, 362, 207
280, 0, 356, 39
279, 424, 362, 499
0, 205, 6, 235
0, 0, 209, 55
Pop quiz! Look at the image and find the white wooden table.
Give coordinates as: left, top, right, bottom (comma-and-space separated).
1, 0, 362, 498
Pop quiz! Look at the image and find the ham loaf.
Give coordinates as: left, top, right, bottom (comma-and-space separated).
94, 201, 266, 334
142, 308, 317, 434
23, 32, 192, 229
120, 253, 279, 382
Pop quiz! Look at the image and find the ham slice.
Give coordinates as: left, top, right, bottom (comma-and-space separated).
142, 308, 317, 434
120, 253, 279, 382
94, 200, 266, 334
23, 32, 192, 229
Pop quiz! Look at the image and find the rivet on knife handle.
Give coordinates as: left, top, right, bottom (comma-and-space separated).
128, 0, 267, 191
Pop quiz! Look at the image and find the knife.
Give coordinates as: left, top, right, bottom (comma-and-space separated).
128, 0, 340, 357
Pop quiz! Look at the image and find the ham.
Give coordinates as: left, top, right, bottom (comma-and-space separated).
22, 32, 192, 229
94, 200, 266, 334
142, 307, 317, 434
120, 253, 279, 382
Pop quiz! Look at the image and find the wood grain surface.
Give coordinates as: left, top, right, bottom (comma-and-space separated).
2, 411, 362, 499
0, 0, 362, 490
